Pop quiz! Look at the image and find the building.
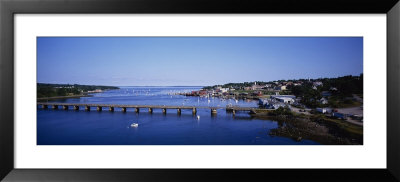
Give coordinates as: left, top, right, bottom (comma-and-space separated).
320, 97, 329, 104
252, 91, 263, 96
259, 98, 286, 109
199, 90, 207, 96
330, 87, 338, 91
274, 86, 286, 91
259, 98, 269, 106
264, 84, 272, 88
87, 89, 102, 93
271, 95, 296, 104
220, 88, 229, 93
322, 91, 332, 97
313, 81, 323, 86
251, 85, 264, 90
275, 97, 294, 104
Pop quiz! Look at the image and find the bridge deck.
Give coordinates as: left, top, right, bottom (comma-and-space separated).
37, 102, 269, 111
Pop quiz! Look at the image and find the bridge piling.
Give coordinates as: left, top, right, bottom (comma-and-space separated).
148, 108, 153, 113
122, 107, 126, 112
74, 106, 79, 110
97, 106, 102, 111
85, 106, 90, 111
63, 105, 68, 110
192, 108, 197, 115
52, 105, 58, 109
42, 104, 48, 109
162, 108, 167, 114
177, 108, 181, 115
232, 110, 236, 115
135, 108, 140, 113
109, 107, 114, 112
211, 108, 217, 115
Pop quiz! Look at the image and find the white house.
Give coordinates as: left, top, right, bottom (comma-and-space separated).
271, 95, 296, 104
313, 81, 323, 86
220, 88, 229, 93
320, 97, 329, 104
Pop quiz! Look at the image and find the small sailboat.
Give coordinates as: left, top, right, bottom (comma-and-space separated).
197, 115, 200, 120
131, 123, 139, 128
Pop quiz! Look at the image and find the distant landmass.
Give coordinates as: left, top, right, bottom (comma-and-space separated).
37, 83, 119, 98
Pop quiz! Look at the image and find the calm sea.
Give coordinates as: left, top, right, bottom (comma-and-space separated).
37, 86, 318, 145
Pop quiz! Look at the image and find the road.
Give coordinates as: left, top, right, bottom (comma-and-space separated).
290, 106, 363, 126
291, 107, 311, 115
336, 106, 363, 126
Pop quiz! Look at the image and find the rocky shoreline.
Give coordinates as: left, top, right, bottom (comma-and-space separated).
252, 113, 363, 145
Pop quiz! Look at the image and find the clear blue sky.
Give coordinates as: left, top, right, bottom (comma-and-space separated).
37, 37, 363, 86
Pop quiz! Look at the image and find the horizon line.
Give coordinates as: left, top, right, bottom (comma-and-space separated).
37, 73, 362, 87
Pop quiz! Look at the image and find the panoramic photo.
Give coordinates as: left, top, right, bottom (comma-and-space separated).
37, 37, 363, 145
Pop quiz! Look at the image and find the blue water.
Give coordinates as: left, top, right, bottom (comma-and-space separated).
37, 86, 318, 145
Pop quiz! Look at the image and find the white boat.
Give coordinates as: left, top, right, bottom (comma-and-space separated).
197, 115, 200, 120
130, 123, 139, 128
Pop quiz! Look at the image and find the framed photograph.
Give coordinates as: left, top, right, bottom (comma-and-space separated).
1, 0, 399, 181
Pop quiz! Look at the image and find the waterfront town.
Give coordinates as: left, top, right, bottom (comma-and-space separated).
181, 74, 363, 126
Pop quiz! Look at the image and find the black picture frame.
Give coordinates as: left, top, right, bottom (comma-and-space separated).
1, 0, 399, 181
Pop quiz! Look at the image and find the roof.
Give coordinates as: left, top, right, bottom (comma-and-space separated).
270, 95, 296, 99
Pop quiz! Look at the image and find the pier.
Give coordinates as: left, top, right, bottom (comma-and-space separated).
37, 102, 273, 115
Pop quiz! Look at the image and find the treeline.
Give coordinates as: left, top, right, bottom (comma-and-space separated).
204, 74, 363, 93
290, 74, 363, 108
203, 82, 262, 90
204, 78, 342, 90
37, 83, 119, 98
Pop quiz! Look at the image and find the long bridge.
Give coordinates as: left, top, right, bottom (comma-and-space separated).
37, 102, 273, 115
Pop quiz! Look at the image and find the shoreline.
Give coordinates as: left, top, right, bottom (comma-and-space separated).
37, 94, 93, 101
251, 112, 363, 145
